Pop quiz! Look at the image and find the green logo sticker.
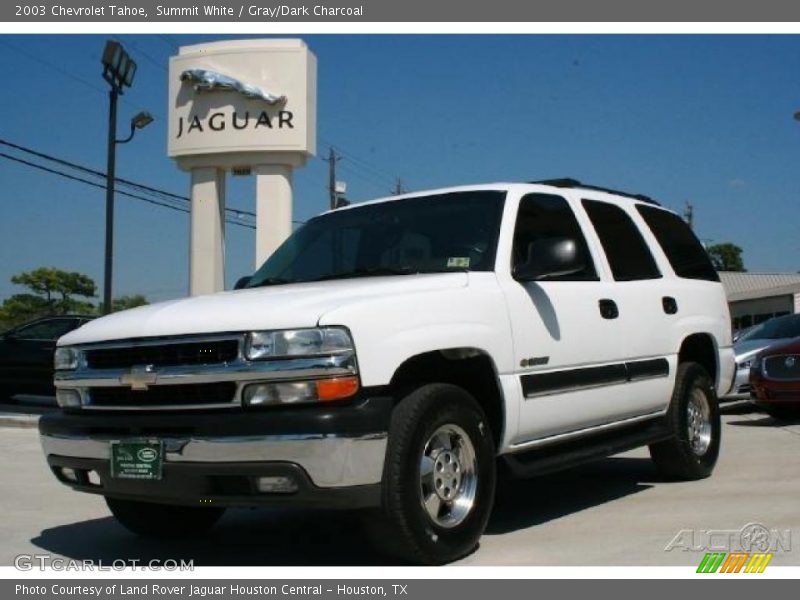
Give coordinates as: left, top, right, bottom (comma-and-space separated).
447, 257, 470, 268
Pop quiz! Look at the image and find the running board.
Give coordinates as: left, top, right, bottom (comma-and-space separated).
501, 416, 672, 479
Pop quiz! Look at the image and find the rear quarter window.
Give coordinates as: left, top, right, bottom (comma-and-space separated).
636, 204, 719, 282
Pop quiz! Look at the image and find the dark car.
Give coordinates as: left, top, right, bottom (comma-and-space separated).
0, 315, 94, 400
749, 336, 800, 420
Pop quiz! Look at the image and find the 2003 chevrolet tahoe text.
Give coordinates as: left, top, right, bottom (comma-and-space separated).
40, 179, 736, 564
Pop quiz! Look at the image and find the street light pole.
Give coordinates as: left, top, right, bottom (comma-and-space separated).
103, 86, 119, 315
100, 40, 152, 315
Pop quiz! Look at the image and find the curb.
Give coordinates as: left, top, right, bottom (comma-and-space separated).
0, 414, 39, 428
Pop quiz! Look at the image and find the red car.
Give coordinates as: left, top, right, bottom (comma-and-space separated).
749, 337, 800, 419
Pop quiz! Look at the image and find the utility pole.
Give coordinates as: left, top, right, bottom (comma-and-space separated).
683, 201, 694, 230
392, 177, 405, 195
325, 147, 342, 210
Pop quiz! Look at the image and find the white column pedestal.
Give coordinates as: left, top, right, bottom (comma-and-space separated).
189, 167, 226, 296
254, 164, 293, 269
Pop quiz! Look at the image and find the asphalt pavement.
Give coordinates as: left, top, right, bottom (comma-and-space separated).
1, 401, 798, 566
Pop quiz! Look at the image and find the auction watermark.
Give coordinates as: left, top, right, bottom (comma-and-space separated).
664, 522, 792, 573
13, 555, 194, 572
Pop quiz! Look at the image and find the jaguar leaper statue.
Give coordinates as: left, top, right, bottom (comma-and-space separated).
180, 68, 287, 106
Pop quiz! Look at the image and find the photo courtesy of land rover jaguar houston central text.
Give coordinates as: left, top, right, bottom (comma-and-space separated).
40, 179, 735, 564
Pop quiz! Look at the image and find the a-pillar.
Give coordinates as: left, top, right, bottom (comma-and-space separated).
254, 164, 293, 268
189, 167, 226, 296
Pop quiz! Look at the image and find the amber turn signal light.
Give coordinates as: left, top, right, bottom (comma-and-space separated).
315, 376, 360, 401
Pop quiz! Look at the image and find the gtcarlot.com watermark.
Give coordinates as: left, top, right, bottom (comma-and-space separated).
14, 554, 194, 571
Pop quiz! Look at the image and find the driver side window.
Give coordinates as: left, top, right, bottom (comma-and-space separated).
512, 194, 597, 281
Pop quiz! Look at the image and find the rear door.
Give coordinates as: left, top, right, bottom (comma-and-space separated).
580, 198, 675, 415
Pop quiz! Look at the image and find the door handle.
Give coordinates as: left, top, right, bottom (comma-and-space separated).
599, 299, 619, 319
662, 296, 678, 315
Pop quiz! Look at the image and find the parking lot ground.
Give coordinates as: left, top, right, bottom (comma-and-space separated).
1, 402, 798, 567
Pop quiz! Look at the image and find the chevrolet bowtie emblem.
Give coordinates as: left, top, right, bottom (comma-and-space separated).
120, 365, 158, 391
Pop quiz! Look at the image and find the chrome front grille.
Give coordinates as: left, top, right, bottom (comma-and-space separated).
763, 355, 800, 380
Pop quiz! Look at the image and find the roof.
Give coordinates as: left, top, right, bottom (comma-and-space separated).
528, 178, 660, 205
329, 181, 667, 215
719, 271, 800, 302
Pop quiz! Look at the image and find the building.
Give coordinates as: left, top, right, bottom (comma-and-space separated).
719, 271, 800, 330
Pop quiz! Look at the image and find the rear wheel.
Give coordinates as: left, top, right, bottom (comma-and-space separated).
649, 362, 720, 480
105, 497, 225, 539
365, 383, 496, 564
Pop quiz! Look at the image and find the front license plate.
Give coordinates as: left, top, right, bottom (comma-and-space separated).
110, 440, 163, 480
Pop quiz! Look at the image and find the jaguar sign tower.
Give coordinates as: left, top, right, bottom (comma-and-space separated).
168, 39, 317, 295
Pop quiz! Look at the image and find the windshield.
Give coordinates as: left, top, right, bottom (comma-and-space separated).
247, 191, 506, 287
738, 314, 800, 342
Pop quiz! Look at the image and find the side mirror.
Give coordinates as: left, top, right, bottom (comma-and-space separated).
233, 275, 252, 290
513, 237, 585, 281
234, 276, 252, 290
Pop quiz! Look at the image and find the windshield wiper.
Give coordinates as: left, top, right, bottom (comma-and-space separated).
307, 266, 416, 282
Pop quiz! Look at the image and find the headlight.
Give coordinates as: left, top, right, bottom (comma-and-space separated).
245, 327, 354, 360
54, 347, 79, 370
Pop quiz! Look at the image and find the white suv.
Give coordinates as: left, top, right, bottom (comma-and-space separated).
41, 179, 735, 564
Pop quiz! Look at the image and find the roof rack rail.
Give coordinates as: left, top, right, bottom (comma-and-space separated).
529, 178, 660, 206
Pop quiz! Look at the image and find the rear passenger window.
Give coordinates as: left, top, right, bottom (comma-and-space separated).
636, 204, 719, 282
582, 199, 661, 281
512, 194, 597, 281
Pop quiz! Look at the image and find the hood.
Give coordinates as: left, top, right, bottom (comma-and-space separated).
734, 338, 788, 362
757, 336, 800, 357
59, 273, 469, 346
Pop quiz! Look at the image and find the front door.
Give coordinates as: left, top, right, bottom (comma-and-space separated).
502, 192, 631, 444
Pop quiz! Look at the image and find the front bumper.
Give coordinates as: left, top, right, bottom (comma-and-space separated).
39, 393, 392, 508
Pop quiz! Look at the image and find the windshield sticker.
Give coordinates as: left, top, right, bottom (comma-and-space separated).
447, 257, 470, 268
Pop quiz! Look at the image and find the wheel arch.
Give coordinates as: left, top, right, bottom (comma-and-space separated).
677, 332, 719, 386
389, 348, 506, 450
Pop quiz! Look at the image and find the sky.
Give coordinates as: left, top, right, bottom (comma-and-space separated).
1, 34, 799, 304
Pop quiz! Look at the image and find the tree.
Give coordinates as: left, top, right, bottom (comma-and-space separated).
1, 267, 97, 329
100, 294, 149, 314
10, 267, 96, 313
706, 243, 746, 272
0, 268, 151, 331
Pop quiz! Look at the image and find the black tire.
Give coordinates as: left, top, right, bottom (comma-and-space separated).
364, 383, 496, 565
649, 362, 721, 480
105, 497, 225, 539
760, 405, 799, 421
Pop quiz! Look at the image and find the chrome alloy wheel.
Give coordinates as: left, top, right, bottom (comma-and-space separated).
687, 387, 712, 456
419, 424, 478, 529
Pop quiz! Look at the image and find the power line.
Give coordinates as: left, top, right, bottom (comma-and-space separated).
0, 152, 256, 230
318, 137, 398, 185
0, 138, 259, 219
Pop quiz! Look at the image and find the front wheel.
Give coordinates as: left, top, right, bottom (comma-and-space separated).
649, 362, 721, 480
365, 383, 496, 564
105, 497, 225, 539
